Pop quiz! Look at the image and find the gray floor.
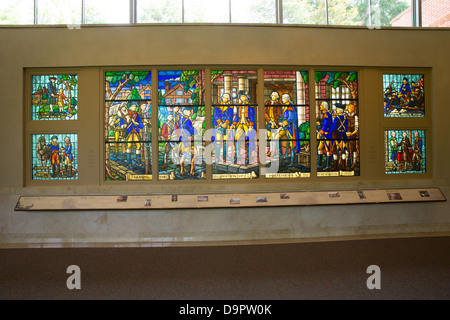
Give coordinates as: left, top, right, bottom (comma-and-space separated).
0, 236, 449, 300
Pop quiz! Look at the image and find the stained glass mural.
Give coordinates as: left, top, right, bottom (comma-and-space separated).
263, 70, 310, 178
32, 133, 78, 180
32, 74, 78, 120
211, 70, 258, 179
105, 71, 152, 181
158, 70, 206, 180
315, 71, 359, 176
385, 129, 426, 174
383, 74, 424, 117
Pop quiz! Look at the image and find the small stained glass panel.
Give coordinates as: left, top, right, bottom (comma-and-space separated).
32, 133, 78, 180
383, 73, 425, 117
32, 74, 78, 120
385, 130, 426, 174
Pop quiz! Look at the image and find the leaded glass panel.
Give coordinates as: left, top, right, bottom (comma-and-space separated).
158, 70, 206, 180
211, 70, 258, 180
105, 71, 152, 181
263, 70, 310, 178
32, 74, 78, 120
315, 71, 360, 176
32, 133, 78, 180
383, 73, 425, 117
385, 129, 426, 174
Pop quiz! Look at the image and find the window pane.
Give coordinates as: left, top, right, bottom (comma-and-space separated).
328, 0, 367, 26
373, 0, 411, 27
263, 70, 310, 178
315, 71, 359, 177
32, 74, 78, 120
184, 0, 230, 23
158, 71, 206, 180
283, 0, 326, 25
85, 0, 130, 24
231, 0, 276, 23
385, 130, 426, 174
422, 0, 450, 27
137, 0, 182, 23
0, 0, 34, 25
38, 0, 82, 25
211, 70, 259, 179
105, 71, 153, 181
32, 133, 78, 180
383, 73, 425, 117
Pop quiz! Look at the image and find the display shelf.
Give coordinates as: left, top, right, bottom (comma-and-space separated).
14, 187, 446, 211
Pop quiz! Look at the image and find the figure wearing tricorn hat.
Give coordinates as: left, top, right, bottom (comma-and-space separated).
124, 101, 144, 168
331, 103, 348, 171
48, 76, 58, 113
213, 93, 234, 163
47, 135, 61, 176
232, 90, 256, 165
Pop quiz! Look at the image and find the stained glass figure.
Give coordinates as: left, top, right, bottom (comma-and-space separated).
32, 133, 78, 180
315, 71, 359, 176
383, 74, 424, 117
385, 129, 426, 174
211, 70, 258, 179
263, 70, 310, 178
158, 70, 206, 180
32, 74, 78, 120
105, 71, 152, 181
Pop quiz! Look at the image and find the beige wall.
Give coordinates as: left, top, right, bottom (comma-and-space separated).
0, 24, 449, 247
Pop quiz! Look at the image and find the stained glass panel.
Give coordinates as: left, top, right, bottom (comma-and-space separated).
32, 133, 78, 180
385, 129, 426, 174
158, 70, 206, 180
263, 70, 310, 178
383, 73, 425, 117
32, 74, 78, 120
105, 71, 152, 181
211, 70, 258, 180
315, 71, 360, 176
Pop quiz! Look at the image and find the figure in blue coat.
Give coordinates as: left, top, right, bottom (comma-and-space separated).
317, 101, 333, 170
331, 104, 348, 171
213, 93, 234, 163
278, 94, 301, 165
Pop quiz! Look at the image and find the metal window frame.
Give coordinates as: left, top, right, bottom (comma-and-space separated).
31, 0, 423, 27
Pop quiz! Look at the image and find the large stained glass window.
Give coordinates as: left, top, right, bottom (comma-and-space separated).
383, 73, 425, 117
211, 70, 258, 179
158, 70, 206, 180
105, 71, 152, 181
32, 74, 78, 120
263, 70, 310, 179
385, 129, 426, 174
315, 71, 359, 176
32, 133, 78, 180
